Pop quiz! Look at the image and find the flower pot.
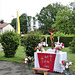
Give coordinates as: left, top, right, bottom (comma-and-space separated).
28, 63, 32, 70
65, 72, 70, 75
65, 68, 70, 75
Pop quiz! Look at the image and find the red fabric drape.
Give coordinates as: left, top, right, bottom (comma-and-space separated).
37, 53, 56, 72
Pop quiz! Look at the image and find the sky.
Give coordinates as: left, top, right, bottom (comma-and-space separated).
0, 0, 75, 23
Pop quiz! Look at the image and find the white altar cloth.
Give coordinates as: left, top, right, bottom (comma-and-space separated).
34, 52, 67, 73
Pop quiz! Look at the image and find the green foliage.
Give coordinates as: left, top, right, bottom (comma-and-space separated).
37, 3, 67, 34
45, 36, 74, 47
69, 38, 75, 53
11, 18, 16, 29
0, 20, 4, 23
23, 34, 44, 57
52, 8, 75, 34
1, 31, 20, 58
27, 29, 43, 35
0, 46, 26, 63
11, 13, 28, 34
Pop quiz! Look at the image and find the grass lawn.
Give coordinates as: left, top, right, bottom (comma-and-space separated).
0, 46, 26, 63
0, 46, 75, 70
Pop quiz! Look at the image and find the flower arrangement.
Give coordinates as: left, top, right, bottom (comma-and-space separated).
60, 60, 72, 74
23, 56, 34, 64
23, 56, 34, 70
34, 42, 48, 52
55, 42, 64, 51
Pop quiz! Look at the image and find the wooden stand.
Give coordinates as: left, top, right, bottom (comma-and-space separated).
33, 67, 49, 75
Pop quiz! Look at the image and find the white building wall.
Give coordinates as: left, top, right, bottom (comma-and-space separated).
2, 24, 15, 33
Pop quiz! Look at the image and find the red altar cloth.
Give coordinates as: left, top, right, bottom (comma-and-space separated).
37, 53, 56, 72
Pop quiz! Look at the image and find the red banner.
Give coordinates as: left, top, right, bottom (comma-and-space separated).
37, 53, 56, 72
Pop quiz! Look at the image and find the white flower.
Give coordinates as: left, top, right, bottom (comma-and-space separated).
46, 44, 48, 47
43, 42, 45, 46
25, 61, 27, 63
65, 65, 68, 68
38, 43, 42, 47
62, 46, 64, 48
66, 63, 69, 66
55, 45, 60, 47
30, 58, 31, 60
69, 62, 72, 65
25, 58, 28, 61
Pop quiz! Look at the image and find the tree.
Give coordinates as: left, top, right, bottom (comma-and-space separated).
52, 8, 75, 34
0, 20, 4, 23
20, 13, 28, 34
11, 18, 16, 30
11, 13, 28, 34
37, 3, 67, 34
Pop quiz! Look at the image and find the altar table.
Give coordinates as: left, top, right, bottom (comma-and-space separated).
34, 52, 67, 73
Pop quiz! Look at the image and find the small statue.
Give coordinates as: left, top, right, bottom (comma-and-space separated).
47, 27, 58, 49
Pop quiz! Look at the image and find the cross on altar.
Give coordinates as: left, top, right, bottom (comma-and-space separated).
47, 27, 58, 49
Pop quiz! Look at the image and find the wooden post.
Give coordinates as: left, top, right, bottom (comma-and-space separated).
44, 71, 48, 75
34, 70, 37, 74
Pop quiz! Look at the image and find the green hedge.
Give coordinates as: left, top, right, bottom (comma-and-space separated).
22, 34, 44, 57
43, 36, 75, 47
21, 35, 75, 47
1, 31, 20, 58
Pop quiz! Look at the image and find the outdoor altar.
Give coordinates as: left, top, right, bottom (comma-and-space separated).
34, 27, 67, 73
34, 52, 67, 73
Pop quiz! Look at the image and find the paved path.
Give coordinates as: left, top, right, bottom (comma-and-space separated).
0, 61, 75, 75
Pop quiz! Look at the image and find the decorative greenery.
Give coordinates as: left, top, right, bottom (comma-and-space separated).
1, 31, 20, 58
23, 56, 34, 64
69, 38, 75, 53
23, 34, 44, 56
60, 60, 72, 74
55, 42, 64, 51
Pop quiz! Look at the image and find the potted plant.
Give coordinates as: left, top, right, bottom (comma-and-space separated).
55, 42, 64, 53
23, 56, 34, 70
60, 60, 72, 75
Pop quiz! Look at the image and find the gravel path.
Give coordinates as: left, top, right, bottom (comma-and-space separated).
0, 61, 75, 75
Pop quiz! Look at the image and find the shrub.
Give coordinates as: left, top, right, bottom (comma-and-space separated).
23, 34, 44, 57
1, 31, 20, 58
69, 38, 75, 53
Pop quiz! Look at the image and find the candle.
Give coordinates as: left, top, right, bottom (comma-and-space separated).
45, 36, 47, 44
57, 36, 60, 43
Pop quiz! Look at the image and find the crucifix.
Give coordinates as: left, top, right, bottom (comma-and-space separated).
47, 27, 58, 49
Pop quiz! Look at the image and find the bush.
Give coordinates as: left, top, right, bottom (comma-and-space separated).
1, 31, 20, 58
69, 38, 75, 53
23, 34, 44, 57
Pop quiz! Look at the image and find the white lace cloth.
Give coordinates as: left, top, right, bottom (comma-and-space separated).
34, 52, 67, 73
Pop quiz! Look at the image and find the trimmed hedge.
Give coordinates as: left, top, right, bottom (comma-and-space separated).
1, 31, 20, 58
22, 34, 44, 57
21, 35, 75, 47
45, 36, 74, 47
69, 38, 75, 53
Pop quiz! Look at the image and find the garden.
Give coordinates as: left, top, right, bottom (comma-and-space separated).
0, 31, 75, 72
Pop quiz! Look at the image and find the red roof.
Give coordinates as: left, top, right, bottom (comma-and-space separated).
0, 23, 9, 29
